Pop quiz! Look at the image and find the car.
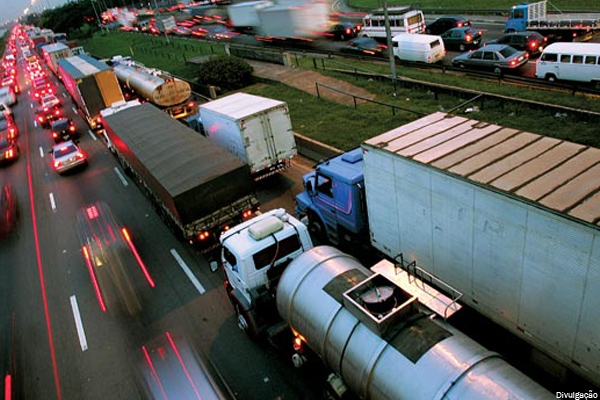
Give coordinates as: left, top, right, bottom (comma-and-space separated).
0, 137, 18, 165
50, 118, 77, 143
41, 93, 60, 108
0, 87, 17, 106
425, 16, 471, 35
0, 183, 18, 238
76, 201, 152, 314
485, 31, 547, 57
171, 26, 191, 36
440, 26, 482, 51
0, 113, 17, 139
35, 105, 62, 128
191, 26, 209, 38
326, 22, 361, 40
50, 140, 87, 174
452, 44, 530, 75
341, 37, 387, 56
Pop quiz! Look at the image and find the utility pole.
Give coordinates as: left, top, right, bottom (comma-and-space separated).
381, 0, 396, 80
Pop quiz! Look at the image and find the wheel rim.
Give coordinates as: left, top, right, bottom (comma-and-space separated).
235, 305, 249, 332
494, 67, 502, 75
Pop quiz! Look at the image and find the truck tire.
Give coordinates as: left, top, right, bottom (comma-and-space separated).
308, 212, 326, 242
545, 73, 557, 83
234, 300, 259, 340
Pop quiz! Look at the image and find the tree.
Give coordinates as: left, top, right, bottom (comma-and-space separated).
197, 56, 254, 91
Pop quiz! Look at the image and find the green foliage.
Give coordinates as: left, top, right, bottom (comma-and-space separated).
197, 56, 254, 91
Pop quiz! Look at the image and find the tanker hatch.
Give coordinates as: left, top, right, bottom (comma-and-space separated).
343, 274, 418, 338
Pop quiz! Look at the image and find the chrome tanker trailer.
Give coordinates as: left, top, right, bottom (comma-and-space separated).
218, 210, 553, 399
276, 246, 553, 400
110, 56, 197, 119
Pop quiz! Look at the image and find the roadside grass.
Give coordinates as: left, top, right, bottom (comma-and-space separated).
80, 32, 600, 149
347, 0, 596, 11
80, 31, 226, 78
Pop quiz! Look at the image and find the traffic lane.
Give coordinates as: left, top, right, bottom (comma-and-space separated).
255, 154, 314, 213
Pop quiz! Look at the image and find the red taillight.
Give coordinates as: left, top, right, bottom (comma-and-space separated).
356, 25, 361, 31
55, 109, 61, 116
345, 28, 351, 35
457, 22, 463, 27
529, 41, 537, 49
96, 116, 101, 123
37, 116, 44, 122
69, 126, 76, 132
465, 34, 472, 42
76, 152, 84, 159
242, 209, 253, 219
5, 149, 14, 159
52, 132, 57, 138
293, 336, 303, 352
53, 160, 61, 168
197, 231, 210, 240
510, 60, 517, 65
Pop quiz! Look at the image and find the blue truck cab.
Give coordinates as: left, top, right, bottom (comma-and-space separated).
505, 3, 529, 33
295, 148, 368, 245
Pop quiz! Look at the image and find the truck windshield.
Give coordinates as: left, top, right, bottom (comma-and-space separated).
253, 235, 301, 270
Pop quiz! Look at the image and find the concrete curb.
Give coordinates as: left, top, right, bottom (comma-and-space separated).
294, 132, 343, 162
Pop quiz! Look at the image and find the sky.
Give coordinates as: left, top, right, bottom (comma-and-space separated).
1, 0, 70, 26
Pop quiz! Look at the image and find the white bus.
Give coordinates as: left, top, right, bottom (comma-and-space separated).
361, 6, 425, 39
536, 42, 600, 87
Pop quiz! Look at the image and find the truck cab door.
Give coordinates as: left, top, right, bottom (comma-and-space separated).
312, 173, 340, 233
222, 246, 251, 304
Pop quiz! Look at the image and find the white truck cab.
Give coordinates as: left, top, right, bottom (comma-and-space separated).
219, 208, 313, 337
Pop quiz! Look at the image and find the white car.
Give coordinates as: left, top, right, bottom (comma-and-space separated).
50, 140, 87, 174
41, 93, 60, 108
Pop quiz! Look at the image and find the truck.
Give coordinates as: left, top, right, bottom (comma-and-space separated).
295, 111, 600, 387
101, 101, 259, 251
41, 42, 71, 76
227, 0, 330, 40
198, 93, 297, 179
217, 209, 553, 399
110, 56, 197, 120
58, 55, 125, 130
505, 0, 600, 41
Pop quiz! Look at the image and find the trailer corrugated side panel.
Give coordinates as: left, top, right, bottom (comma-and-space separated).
58, 60, 86, 113
103, 103, 254, 226
362, 112, 600, 386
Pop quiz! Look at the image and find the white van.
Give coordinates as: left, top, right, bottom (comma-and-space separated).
392, 33, 445, 63
536, 42, 600, 87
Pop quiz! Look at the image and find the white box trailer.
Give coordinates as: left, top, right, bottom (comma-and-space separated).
198, 93, 296, 179
362, 112, 600, 386
255, 0, 329, 39
227, 0, 273, 28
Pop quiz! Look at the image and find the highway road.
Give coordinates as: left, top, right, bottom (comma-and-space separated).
0, 41, 324, 400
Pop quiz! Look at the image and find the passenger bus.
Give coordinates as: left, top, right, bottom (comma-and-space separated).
361, 6, 425, 39
536, 42, 600, 87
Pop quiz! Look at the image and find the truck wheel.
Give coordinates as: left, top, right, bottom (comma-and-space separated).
545, 74, 557, 83
234, 302, 259, 340
308, 213, 326, 242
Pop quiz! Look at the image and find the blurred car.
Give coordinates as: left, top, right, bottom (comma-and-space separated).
76, 201, 153, 314
326, 22, 361, 40
50, 140, 87, 174
207, 26, 238, 40
0, 112, 17, 139
341, 37, 387, 56
452, 44, 529, 75
440, 26, 482, 51
485, 31, 547, 57
1, 76, 18, 94
0, 183, 18, 237
425, 16, 470, 35
50, 118, 77, 143
0, 137, 18, 165
0, 101, 11, 118
0, 87, 17, 106
191, 26, 209, 38
172, 26, 192, 36
41, 93, 60, 108
35, 105, 62, 128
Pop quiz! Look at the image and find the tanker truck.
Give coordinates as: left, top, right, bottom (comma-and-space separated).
110, 56, 198, 120
295, 111, 600, 388
216, 209, 553, 399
